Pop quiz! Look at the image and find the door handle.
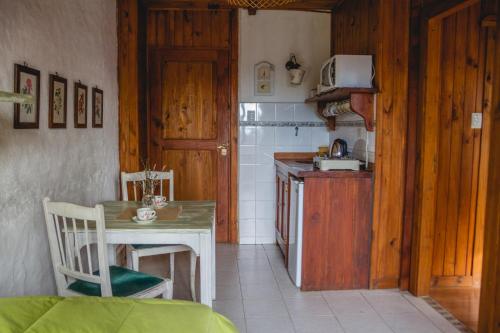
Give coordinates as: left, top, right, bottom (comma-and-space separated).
217, 143, 229, 156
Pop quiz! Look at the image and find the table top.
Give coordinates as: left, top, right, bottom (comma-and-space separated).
102, 201, 215, 232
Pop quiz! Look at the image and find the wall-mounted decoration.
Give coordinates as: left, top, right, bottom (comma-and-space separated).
48, 74, 67, 128
285, 54, 305, 85
14, 64, 40, 129
254, 61, 274, 96
74, 82, 87, 128
92, 87, 103, 128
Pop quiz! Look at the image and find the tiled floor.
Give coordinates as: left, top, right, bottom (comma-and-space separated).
214, 244, 462, 333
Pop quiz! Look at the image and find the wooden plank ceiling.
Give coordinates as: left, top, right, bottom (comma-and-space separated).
144, 0, 344, 11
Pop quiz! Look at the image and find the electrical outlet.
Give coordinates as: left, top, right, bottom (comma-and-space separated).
247, 110, 256, 122
471, 113, 482, 129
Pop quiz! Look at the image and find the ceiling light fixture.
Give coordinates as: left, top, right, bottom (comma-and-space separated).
227, 0, 295, 9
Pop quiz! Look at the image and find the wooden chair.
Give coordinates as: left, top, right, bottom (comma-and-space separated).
121, 171, 197, 301
43, 197, 173, 298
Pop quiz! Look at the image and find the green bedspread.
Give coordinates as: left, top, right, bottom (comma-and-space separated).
0, 296, 238, 333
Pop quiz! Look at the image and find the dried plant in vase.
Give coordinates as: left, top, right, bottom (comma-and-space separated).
139, 160, 167, 207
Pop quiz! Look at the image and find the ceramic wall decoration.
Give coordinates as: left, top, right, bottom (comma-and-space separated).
13, 64, 40, 129
285, 54, 305, 85
48, 74, 67, 128
92, 87, 103, 128
254, 61, 274, 96
74, 82, 87, 128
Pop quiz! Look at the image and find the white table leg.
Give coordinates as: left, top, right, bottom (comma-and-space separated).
107, 244, 117, 266
212, 218, 216, 300
200, 233, 212, 307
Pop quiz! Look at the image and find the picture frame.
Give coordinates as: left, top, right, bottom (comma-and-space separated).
74, 82, 87, 128
92, 87, 103, 128
14, 64, 40, 129
48, 74, 67, 128
254, 61, 275, 96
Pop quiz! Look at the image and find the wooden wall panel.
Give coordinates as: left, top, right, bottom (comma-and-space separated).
118, 0, 142, 177
147, 10, 230, 49
478, 2, 500, 331
332, 0, 410, 289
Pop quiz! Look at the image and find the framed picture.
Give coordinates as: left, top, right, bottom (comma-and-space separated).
14, 64, 40, 129
92, 87, 103, 128
254, 61, 275, 96
48, 74, 67, 128
74, 82, 87, 128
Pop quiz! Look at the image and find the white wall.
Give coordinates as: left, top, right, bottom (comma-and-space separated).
0, 0, 119, 296
239, 10, 330, 102
238, 10, 331, 244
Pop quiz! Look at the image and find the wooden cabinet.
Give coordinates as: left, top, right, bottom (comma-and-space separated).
275, 156, 373, 290
275, 167, 290, 266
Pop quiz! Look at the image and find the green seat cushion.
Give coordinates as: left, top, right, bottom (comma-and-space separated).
131, 244, 165, 250
68, 265, 164, 297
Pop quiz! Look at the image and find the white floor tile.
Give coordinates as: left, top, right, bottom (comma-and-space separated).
147, 244, 464, 333
291, 315, 344, 333
241, 283, 282, 300
243, 298, 289, 318
284, 296, 333, 317
246, 316, 295, 333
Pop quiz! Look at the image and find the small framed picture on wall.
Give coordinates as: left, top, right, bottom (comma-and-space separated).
14, 64, 40, 129
48, 74, 67, 128
74, 82, 87, 128
92, 87, 103, 128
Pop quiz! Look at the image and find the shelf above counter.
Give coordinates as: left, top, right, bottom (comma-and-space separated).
305, 88, 378, 131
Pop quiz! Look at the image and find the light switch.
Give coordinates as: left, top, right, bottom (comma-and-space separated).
471, 113, 482, 129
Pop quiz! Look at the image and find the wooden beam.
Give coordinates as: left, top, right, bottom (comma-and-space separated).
477, 2, 500, 331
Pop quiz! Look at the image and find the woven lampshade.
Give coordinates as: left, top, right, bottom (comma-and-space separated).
227, 0, 295, 8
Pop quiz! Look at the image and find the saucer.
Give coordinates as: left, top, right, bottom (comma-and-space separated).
154, 202, 168, 209
132, 216, 157, 224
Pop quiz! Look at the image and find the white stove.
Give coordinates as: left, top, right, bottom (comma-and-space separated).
313, 156, 361, 171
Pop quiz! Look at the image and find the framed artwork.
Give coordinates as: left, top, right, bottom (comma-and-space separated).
92, 87, 103, 128
254, 61, 275, 96
14, 64, 40, 129
74, 82, 87, 128
48, 74, 67, 128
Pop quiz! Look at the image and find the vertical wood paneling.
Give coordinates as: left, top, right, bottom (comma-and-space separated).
117, 0, 141, 177
330, 0, 409, 289
478, 3, 500, 331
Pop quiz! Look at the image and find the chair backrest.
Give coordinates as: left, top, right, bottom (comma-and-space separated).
43, 198, 112, 297
121, 170, 174, 201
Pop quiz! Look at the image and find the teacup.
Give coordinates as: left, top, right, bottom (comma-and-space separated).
137, 208, 157, 221
153, 195, 167, 206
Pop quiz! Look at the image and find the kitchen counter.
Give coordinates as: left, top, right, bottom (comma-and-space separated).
274, 153, 373, 179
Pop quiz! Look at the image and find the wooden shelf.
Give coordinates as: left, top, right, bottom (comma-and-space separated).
305, 87, 377, 131
305, 87, 377, 103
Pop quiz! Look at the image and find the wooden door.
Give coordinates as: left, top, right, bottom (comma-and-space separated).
149, 49, 231, 242
430, 2, 483, 288
411, 0, 492, 295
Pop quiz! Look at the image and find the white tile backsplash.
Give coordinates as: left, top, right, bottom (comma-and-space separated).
239, 102, 330, 244
275, 103, 295, 121
257, 103, 276, 121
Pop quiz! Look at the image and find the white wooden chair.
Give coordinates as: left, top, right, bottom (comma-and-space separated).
121, 171, 197, 301
43, 197, 173, 298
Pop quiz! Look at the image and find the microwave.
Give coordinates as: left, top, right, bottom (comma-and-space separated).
318, 55, 373, 94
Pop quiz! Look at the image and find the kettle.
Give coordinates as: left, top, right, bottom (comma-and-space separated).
329, 139, 348, 158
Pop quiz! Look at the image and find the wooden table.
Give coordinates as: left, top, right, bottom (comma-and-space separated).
100, 201, 216, 307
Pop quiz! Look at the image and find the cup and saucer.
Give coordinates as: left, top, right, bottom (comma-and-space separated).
153, 195, 168, 209
133, 208, 157, 224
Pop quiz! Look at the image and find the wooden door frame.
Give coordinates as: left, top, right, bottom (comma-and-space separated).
409, 0, 484, 296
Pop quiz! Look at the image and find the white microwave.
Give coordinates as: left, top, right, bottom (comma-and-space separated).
318, 55, 373, 93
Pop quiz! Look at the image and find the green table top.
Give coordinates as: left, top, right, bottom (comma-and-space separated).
101, 201, 215, 232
